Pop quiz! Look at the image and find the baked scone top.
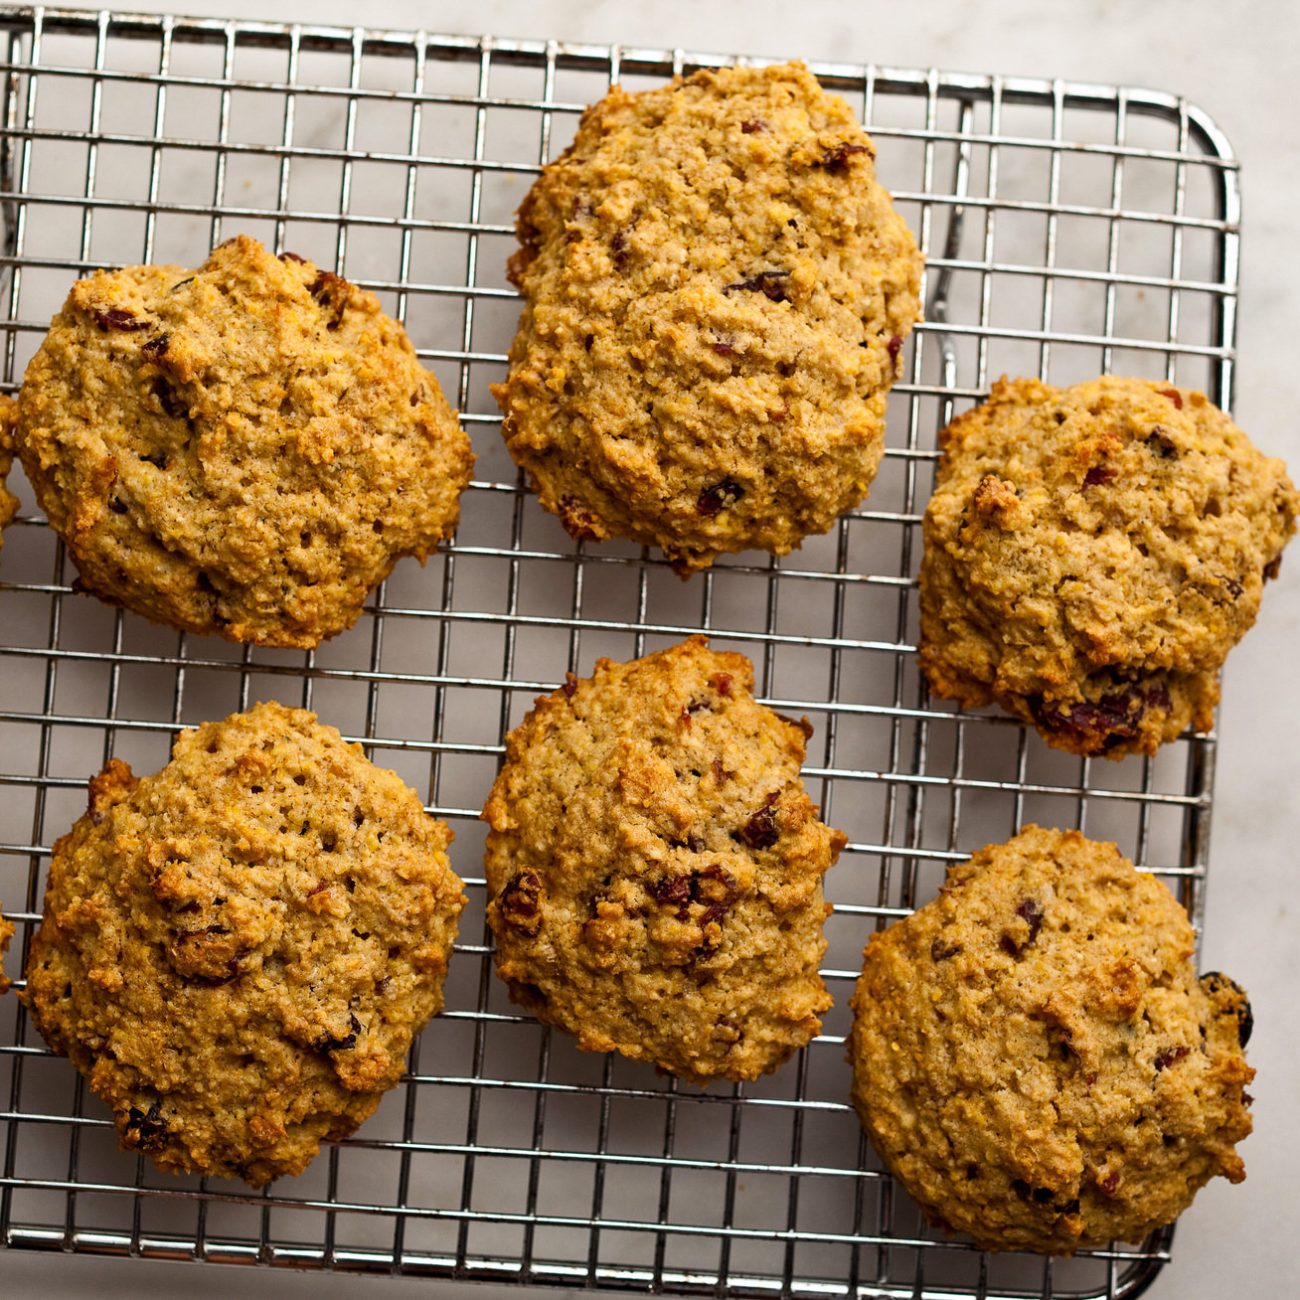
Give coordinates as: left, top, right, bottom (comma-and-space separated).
483, 636, 845, 1083
920, 376, 1299, 757
15, 235, 474, 647
24, 701, 465, 1186
0, 395, 18, 553
496, 61, 922, 574
849, 825, 1253, 1254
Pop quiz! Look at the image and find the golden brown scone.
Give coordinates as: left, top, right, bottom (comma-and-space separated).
849, 826, 1254, 1253
483, 636, 845, 1083
0, 903, 14, 995
495, 62, 922, 574
920, 376, 1299, 757
14, 235, 473, 646
0, 395, 18, 553
24, 701, 465, 1186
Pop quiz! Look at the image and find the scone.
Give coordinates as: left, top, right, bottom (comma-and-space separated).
848, 826, 1254, 1253
14, 235, 473, 646
495, 61, 922, 574
482, 636, 845, 1082
0, 903, 13, 994
920, 376, 1299, 757
0, 394, 18, 552
24, 701, 465, 1186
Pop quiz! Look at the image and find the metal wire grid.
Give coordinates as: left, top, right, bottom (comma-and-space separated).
0, 7, 1241, 1298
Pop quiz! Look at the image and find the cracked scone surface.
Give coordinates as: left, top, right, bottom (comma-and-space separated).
0, 394, 18, 553
920, 376, 1299, 757
483, 636, 845, 1083
848, 825, 1254, 1254
14, 235, 473, 646
495, 62, 922, 574
24, 701, 465, 1186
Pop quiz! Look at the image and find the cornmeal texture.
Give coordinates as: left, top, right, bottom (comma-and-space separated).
0, 904, 13, 995
483, 636, 845, 1083
849, 826, 1254, 1253
0, 395, 18, 553
15, 235, 473, 646
495, 62, 922, 574
920, 376, 1299, 757
25, 701, 465, 1186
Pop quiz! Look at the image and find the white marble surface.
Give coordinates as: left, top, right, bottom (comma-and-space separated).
2, 1, 1295, 1296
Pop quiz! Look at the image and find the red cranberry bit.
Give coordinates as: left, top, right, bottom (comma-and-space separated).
651, 873, 692, 918
561, 674, 578, 699
740, 118, 766, 134
141, 332, 170, 358
313, 1012, 362, 1054
1154, 1044, 1191, 1071
279, 250, 306, 262
697, 479, 745, 517
712, 341, 737, 356
1032, 689, 1145, 746
499, 872, 544, 935
94, 307, 149, 332
309, 271, 348, 329
737, 796, 780, 850
1083, 466, 1117, 488
124, 1101, 169, 1151
1098, 1171, 1121, 1197
818, 142, 872, 174
709, 672, 733, 697
1160, 387, 1184, 409
723, 270, 791, 302
886, 333, 903, 363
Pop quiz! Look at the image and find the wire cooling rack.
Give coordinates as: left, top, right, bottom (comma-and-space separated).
0, 7, 1241, 1299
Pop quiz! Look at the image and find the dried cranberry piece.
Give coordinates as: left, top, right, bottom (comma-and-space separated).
561, 674, 578, 699
1200, 971, 1253, 1045
314, 1012, 362, 1054
1154, 1044, 1191, 1071
740, 118, 766, 134
651, 874, 692, 914
697, 479, 745, 517
123, 1100, 169, 1151
736, 796, 779, 850
1031, 690, 1145, 747
1001, 898, 1044, 956
141, 333, 170, 358
709, 672, 733, 697
1160, 387, 1184, 409
150, 377, 186, 420
309, 271, 348, 329
723, 270, 791, 302
1098, 1171, 1121, 1196
1145, 681, 1172, 712
279, 250, 306, 263
1083, 466, 1117, 488
499, 872, 544, 935
886, 334, 903, 363
930, 937, 961, 962
94, 307, 149, 332
712, 341, 737, 356
1264, 555, 1282, 581
818, 142, 872, 174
